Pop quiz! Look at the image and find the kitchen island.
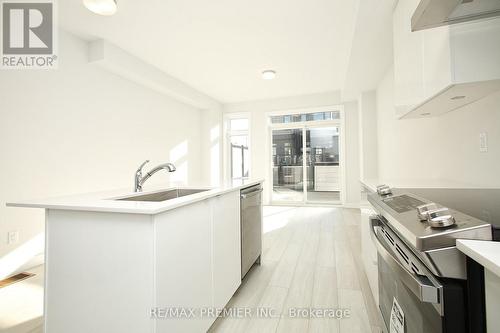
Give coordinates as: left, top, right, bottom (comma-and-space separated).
7, 179, 263, 333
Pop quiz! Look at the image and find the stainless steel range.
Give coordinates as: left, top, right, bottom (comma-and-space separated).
368, 185, 493, 333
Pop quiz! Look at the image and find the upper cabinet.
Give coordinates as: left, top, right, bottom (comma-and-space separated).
411, 0, 500, 31
393, 0, 500, 119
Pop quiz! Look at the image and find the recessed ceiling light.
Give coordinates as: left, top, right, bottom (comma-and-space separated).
83, 0, 117, 16
262, 70, 276, 80
451, 95, 466, 100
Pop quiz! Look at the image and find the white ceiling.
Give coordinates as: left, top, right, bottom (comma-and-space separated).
59, 0, 393, 104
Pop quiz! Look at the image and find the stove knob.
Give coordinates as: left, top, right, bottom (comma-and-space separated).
416, 203, 438, 221
376, 185, 392, 196
427, 207, 456, 228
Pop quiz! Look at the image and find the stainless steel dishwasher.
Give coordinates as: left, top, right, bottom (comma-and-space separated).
240, 184, 263, 279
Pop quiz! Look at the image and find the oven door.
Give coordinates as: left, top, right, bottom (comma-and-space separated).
370, 216, 444, 333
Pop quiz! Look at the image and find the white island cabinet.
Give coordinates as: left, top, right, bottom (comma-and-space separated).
8, 180, 263, 333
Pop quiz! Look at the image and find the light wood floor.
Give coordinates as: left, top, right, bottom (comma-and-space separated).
209, 206, 382, 333
1, 206, 381, 333
0, 265, 43, 333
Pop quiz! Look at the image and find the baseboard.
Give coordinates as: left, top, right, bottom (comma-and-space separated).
343, 202, 360, 209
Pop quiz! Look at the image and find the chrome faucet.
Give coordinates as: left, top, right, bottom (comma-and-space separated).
134, 160, 176, 192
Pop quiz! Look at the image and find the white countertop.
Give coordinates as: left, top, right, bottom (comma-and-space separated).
457, 240, 500, 278
7, 179, 264, 215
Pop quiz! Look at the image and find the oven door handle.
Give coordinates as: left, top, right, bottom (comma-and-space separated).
370, 216, 443, 308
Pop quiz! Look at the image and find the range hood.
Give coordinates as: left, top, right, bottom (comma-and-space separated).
412, 0, 500, 31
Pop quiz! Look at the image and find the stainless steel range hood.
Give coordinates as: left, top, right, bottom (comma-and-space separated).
412, 0, 500, 31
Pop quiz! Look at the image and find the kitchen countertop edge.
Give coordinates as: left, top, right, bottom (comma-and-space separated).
457, 240, 500, 278
7, 179, 264, 215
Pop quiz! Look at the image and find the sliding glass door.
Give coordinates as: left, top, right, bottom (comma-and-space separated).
305, 126, 341, 202
271, 121, 342, 204
271, 128, 304, 202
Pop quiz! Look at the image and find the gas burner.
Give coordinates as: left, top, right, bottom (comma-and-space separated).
416, 203, 438, 221
427, 207, 456, 228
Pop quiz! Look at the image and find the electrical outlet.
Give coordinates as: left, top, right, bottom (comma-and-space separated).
479, 132, 488, 152
7, 231, 19, 244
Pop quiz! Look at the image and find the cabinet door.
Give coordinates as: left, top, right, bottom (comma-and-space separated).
212, 191, 241, 309
422, 25, 451, 99
360, 207, 378, 305
154, 200, 213, 333
393, 0, 453, 115
393, 0, 425, 112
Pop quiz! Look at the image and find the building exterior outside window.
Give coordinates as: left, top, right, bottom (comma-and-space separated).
225, 115, 250, 180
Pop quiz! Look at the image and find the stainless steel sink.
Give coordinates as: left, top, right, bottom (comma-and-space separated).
115, 188, 210, 202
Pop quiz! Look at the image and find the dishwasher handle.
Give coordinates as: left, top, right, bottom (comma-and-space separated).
241, 188, 263, 199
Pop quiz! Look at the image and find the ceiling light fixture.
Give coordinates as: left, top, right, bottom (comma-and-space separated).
450, 95, 466, 100
262, 70, 276, 80
83, 0, 117, 16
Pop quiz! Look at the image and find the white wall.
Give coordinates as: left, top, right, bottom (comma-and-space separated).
200, 108, 223, 186
358, 91, 378, 181
376, 66, 500, 187
223, 92, 361, 205
0, 31, 208, 276
344, 102, 361, 205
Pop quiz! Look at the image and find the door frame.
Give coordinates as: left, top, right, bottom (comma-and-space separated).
266, 106, 346, 206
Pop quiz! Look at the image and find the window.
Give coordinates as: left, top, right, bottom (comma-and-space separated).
270, 111, 340, 124
225, 115, 250, 180
229, 118, 249, 131
231, 135, 249, 179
